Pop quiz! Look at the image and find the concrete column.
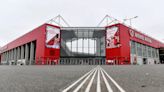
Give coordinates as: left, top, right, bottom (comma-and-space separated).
10, 50, 12, 60
1, 53, 3, 64
101, 37, 105, 56
96, 38, 100, 56
21, 45, 24, 59
11, 49, 14, 60
17, 47, 21, 60
8, 51, 10, 61
1, 54, 2, 62
4, 52, 6, 61
3, 53, 5, 61
6, 52, 9, 65
13, 49, 15, 60
1, 53, 4, 62
3, 52, 6, 61
10, 50, 13, 65
30, 42, 35, 65
4, 52, 8, 64
14, 48, 17, 65
9, 50, 11, 61
8, 51, 11, 65
25, 44, 29, 65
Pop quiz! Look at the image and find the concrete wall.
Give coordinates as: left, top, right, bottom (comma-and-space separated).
0, 41, 36, 65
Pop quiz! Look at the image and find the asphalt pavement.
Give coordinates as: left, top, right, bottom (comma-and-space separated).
0, 65, 164, 92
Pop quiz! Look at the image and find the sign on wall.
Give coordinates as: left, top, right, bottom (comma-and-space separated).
46, 26, 60, 49
129, 29, 152, 43
106, 27, 119, 48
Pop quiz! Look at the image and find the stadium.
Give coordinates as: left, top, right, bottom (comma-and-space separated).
0, 15, 164, 65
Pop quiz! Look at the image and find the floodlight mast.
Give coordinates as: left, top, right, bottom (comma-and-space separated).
46, 15, 71, 27
123, 16, 138, 27
97, 15, 120, 27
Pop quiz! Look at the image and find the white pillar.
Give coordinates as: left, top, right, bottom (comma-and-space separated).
11, 49, 14, 60
18, 47, 21, 60
1, 53, 4, 62
25, 44, 29, 65
3, 52, 7, 64
6, 52, 9, 64
4, 52, 6, 62
21, 45, 24, 59
14, 48, 17, 65
8, 51, 11, 65
30, 42, 35, 65
9, 51, 11, 61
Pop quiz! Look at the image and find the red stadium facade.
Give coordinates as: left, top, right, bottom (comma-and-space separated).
0, 23, 164, 65
106, 24, 164, 65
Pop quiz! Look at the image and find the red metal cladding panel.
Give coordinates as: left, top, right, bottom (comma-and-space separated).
105, 24, 124, 64
106, 23, 164, 64
120, 24, 164, 48
44, 49, 60, 58
0, 24, 47, 62
0, 23, 60, 65
106, 48, 121, 59
43, 24, 61, 64
119, 24, 131, 64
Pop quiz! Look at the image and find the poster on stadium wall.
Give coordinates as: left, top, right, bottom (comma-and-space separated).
46, 26, 60, 49
106, 27, 119, 48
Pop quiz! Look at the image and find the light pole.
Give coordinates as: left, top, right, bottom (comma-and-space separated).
123, 16, 138, 27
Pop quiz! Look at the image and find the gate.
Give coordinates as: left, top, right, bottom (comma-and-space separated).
59, 58, 106, 65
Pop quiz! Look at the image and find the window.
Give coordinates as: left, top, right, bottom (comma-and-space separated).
61, 29, 105, 56
152, 48, 156, 58
137, 43, 142, 56
148, 46, 152, 57
143, 45, 147, 57
130, 41, 136, 54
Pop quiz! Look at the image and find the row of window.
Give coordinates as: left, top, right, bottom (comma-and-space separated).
130, 41, 159, 58
61, 30, 105, 56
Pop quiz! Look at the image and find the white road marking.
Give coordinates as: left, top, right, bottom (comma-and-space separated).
100, 67, 126, 92
85, 68, 98, 92
62, 66, 126, 92
100, 68, 113, 92
62, 66, 97, 92
73, 68, 96, 92
97, 67, 101, 92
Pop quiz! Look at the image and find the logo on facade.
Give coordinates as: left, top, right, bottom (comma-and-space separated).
46, 26, 60, 49
129, 29, 134, 37
106, 27, 120, 48
129, 29, 152, 43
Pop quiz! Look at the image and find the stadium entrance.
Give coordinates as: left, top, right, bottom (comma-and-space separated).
60, 27, 106, 65
59, 57, 106, 65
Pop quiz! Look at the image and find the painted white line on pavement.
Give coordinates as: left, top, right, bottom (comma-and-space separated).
85, 68, 98, 92
73, 67, 96, 92
100, 67, 126, 92
100, 68, 113, 92
62, 66, 97, 92
97, 67, 101, 92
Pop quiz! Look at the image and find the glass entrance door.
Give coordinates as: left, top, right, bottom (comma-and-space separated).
59, 58, 106, 65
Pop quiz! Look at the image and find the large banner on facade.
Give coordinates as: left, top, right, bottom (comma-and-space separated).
106, 27, 119, 48
46, 26, 60, 49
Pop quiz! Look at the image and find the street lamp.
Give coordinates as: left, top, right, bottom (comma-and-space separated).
123, 16, 138, 27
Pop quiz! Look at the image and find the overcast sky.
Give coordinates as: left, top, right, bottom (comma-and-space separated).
0, 0, 164, 47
